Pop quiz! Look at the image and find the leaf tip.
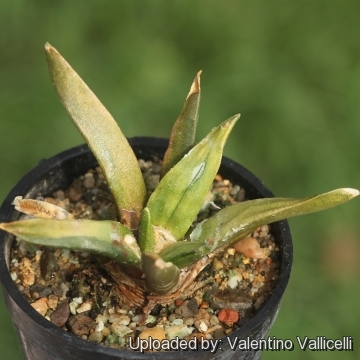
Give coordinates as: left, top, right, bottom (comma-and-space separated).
186, 70, 202, 100
220, 114, 240, 131
44, 42, 57, 56
342, 188, 360, 198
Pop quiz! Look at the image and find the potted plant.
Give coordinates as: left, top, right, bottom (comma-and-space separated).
0, 44, 358, 360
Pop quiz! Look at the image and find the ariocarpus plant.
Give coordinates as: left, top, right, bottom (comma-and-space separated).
0, 43, 358, 313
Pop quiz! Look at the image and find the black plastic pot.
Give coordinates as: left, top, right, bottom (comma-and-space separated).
0, 137, 293, 360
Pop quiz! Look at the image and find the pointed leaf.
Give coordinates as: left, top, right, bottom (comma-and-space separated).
0, 219, 141, 266
45, 43, 146, 230
161, 188, 359, 268
159, 239, 220, 269
138, 207, 155, 252
147, 115, 239, 244
142, 253, 180, 295
161, 71, 202, 177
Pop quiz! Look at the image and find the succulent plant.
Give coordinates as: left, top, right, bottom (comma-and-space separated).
0, 44, 358, 310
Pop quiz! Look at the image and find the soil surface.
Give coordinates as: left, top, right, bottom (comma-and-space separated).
9, 156, 280, 350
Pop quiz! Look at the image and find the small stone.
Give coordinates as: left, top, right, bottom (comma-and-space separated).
184, 317, 194, 326
235, 188, 246, 202
76, 301, 92, 313
208, 288, 253, 311
19, 258, 35, 286
95, 321, 104, 332
69, 301, 79, 315
139, 327, 166, 342
50, 301, 70, 327
72, 297, 83, 304
172, 318, 184, 326
68, 314, 95, 336
194, 309, 210, 332
31, 297, 48, 316
145, 315, 157, 324
47, 294, 59, 310
83, 173, 95, 189
96, 314, 109, 324
227, 271, 242, 289
210, 315, 220, 326
101, 327, 111, 337
199, 301, 209, 309
218, 308, 239, 326
88, 331, 103, 343
175, 298, 199, 317
10, 272, 17, 281
212, 258, 224, 271
198, 321, 208, 332
109, 314, 130, 325
165, 325, 193, 340
234, 237, 267, 259
174, 299, 183, 306
53, 283, 69, 297
66, 179, 83, 202
110, 324, 132, 337
131, 314, 142, 324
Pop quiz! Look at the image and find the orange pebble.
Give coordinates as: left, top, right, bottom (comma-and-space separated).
218, 308, 239, 326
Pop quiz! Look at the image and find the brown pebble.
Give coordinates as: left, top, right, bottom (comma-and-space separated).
175, 298, 199, 318
199, 301, 209, 309
218, 308, 239, 326
67, 314, 95, 336
209, 288, 252, 311
50, 301, 70, 327
174, 299, 184, 306
66, 179, 83, 202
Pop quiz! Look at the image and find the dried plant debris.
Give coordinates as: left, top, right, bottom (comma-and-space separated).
10, 157, 279, 350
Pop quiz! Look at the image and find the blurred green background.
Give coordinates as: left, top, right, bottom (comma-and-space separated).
0, 1, 359, 359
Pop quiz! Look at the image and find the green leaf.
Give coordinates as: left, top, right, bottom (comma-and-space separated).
161, 71, 202, 177
45, 43, 146, 230
147, 115, 239, 245
141, 253, 180, 295
0, 219, 141, 266
160, 240, 217, 269
161, 188, 359, 268
138, 207, 155, 252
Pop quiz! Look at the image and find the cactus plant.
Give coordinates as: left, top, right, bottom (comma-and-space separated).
0, 43, 358, 313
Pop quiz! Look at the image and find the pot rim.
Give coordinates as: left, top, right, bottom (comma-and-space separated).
0, 137, 293, 358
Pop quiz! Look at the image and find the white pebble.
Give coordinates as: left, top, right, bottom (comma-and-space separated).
199, 321, 208, 332
76, 302, 92, 313
69, 301, 79, 315
95, 321, 104, 332
10, 272, 17, 281
132, 315, 142, 324
172, 318, 184, 325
